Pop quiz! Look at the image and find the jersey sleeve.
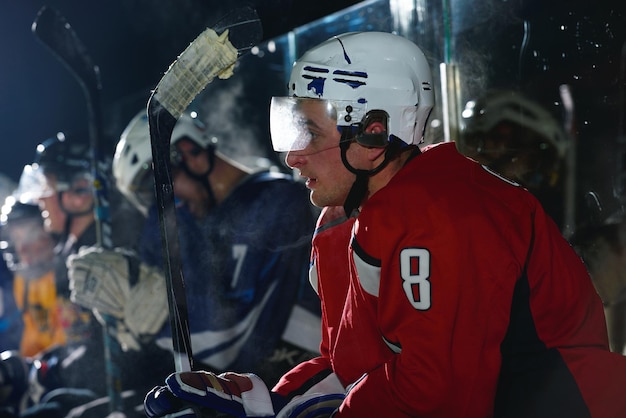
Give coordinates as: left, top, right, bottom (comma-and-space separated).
272, 355, 334, 397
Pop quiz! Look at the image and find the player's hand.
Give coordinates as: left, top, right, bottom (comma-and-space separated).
144, 385, 211, 418
144, 371, 275, 418
67, 246, 169, 350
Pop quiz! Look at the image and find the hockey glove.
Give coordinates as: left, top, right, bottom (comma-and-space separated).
145, 371, 275, 418
144, 385, 205, 418
67, 246, 169, 350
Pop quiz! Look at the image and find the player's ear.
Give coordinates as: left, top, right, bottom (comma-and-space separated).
365, 121, 386, 135
364, 121, 387, 161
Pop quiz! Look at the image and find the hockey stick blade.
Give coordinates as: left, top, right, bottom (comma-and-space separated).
148, 8, 262, 373
32, 6, 123, 414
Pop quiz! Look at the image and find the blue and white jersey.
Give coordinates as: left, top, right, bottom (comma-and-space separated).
140, 170, 320, 379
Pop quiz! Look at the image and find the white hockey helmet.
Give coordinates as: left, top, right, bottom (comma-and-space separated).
113, 110, 154, 216
270, 31, 434, 152
113, 110, 215, 215
458, 90, 568, 189
171, 111, 215, 149
459, 90, 568, 158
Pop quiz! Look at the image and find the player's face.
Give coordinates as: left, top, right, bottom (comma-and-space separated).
60, 176, 94, 215
176, 139, 209, 176
9, 222, 54, 267
284, 99, 355, 208
172, 168, 209, 219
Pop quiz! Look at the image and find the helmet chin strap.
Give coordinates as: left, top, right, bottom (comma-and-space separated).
340, 134, 404, 217
341, 164, 369, 218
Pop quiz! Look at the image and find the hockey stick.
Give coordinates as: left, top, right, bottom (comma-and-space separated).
31, 6, 123, 415
147, 7, 262, 373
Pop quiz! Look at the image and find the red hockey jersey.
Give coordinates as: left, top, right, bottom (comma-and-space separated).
275, 142, 626, 417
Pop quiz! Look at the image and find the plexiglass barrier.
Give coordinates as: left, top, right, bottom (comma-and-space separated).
224, 0, 625, 235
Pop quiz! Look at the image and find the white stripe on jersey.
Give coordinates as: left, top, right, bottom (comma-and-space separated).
353, 250, 381, 297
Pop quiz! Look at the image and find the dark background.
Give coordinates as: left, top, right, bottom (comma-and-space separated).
0, 0, 364, 185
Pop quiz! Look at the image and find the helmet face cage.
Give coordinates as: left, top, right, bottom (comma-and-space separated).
270, 31, 434, 152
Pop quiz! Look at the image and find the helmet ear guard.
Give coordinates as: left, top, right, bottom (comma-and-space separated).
354, 110, 390, 148
338, 109, 389, 148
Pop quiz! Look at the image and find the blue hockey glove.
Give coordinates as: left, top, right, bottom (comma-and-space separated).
145, 371, 275, 418
144, 386, 218, 418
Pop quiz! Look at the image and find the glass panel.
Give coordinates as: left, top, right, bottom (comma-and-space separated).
248, 0, 625, 237
232, 0, 626, 377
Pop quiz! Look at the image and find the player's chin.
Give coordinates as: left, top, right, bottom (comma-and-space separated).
308, 191, 321, 208
310, 190, 341, 209
309, 189, 326, 208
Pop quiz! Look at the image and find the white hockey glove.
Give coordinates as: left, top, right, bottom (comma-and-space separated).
144, 371, 275, 418
67, 246, 169, 351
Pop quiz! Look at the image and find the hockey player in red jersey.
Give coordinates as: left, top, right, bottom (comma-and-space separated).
144, 31, 626, 418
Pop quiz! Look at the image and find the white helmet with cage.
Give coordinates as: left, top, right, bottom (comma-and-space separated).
113, 109, 214, 216
270, 31, 434, 152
